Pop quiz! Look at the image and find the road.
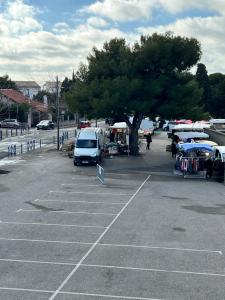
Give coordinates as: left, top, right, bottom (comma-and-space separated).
0, 132, 225, 299
0, 127, 75, 160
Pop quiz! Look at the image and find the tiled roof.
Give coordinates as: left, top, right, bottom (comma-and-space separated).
0, 89, 29, 104
0, 89, 47, 112
15, 81, 41, 89
31, 100, 47, 113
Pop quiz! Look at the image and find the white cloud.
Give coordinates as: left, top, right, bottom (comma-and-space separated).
86, 17, 109, 28
83, 0, 225, 23
0, 0, 42, 36
1, 0, 225, 83
83, 0, 157, 22
137, 14, 225, 74
158, 0, 225, 15
0, 0, 133, 82
53, 22, 71, 33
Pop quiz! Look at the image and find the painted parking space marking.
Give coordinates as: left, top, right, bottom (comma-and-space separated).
0, 287, 52, 294
16, 209, 117, 216
0, 221, 107, 229
0, 237, 93, 245
62, 183, 101, 187
49, 175, 150, 300
81, 263, 225, 277
49, 190, 133, 196
61, 183, 133, 189
0, 288, 162, 299
0, 258, 76, 266
34, 198, 127, 205
58, 291, 163, 299
98, 243, 223, 255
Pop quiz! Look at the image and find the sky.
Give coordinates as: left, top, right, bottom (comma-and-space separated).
1, 0, 225, 85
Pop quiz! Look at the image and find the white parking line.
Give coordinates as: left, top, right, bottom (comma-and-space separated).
0, 237, 93, 245
0, 258, 76, 266
82, 263, 225, 277
49, 190, 132, 196
49, 175, 150, 300
59, 291, 162, 300
34, 199, 127, 205
99, 243, 223, 255
16, 209, 117, 216
0, 288, 162, 300
62, 183, 131, 189
62, 183, 101, 187
0, 287, 52, 294
0, 221, 107, 229
72, 177, 96, 180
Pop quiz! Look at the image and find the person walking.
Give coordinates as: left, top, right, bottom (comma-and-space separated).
146, 132, 152, 150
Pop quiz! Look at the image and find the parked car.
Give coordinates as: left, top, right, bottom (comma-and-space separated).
36, 120, 55, 130
138, 119, 155, 137
77, 121, 91, 129
0, 119, 20, 128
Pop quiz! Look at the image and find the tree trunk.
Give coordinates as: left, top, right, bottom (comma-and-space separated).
129, 127, 139, 155
124, 112, 143, 156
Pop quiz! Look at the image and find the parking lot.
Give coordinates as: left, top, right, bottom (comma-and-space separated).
0, 133, 225, 299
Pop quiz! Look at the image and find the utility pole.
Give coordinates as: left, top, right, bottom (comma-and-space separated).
56, 76, 60, 150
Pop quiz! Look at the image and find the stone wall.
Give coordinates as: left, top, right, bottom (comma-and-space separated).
205, 129, 225, 146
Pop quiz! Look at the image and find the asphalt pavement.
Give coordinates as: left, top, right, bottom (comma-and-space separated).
0, 132, 225, 299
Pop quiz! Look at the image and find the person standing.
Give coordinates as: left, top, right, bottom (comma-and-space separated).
171, 141, 177, 158
146, 133, 152, 150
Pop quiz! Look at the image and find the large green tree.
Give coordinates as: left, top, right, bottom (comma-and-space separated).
208, 73, 225, 118
196, 63, 211, 111
65, 32, 204, 155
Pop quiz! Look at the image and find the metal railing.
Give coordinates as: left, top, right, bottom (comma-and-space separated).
6, 131, 70, 157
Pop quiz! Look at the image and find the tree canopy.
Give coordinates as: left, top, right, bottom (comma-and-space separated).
0, 75, 17, 90
65, 32, 204, 154
208, 73, 225, 118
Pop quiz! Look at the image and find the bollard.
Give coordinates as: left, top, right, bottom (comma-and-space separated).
13, 144, 16, 155
11, 129, 12, 136
27, 141, 30, 152
20, 128, 22, 135
10, 145, 13, 156
0, 130, 2, 140
40, 139, 42, 148
30, 140, 33, 150
33, 140, 35, 150
8, 146, 10, 156
21, 144, 23, 154
16, 128, 18, 136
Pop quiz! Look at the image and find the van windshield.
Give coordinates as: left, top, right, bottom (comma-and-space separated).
76, 139, 97, 148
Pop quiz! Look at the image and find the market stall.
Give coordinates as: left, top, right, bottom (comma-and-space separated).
175, 143, 213, 178
106, 122, 129, 155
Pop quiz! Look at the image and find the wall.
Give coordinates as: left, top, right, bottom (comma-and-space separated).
205, 129, 225, 146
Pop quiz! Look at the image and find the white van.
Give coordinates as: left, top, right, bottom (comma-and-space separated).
74, 127, 104, 165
